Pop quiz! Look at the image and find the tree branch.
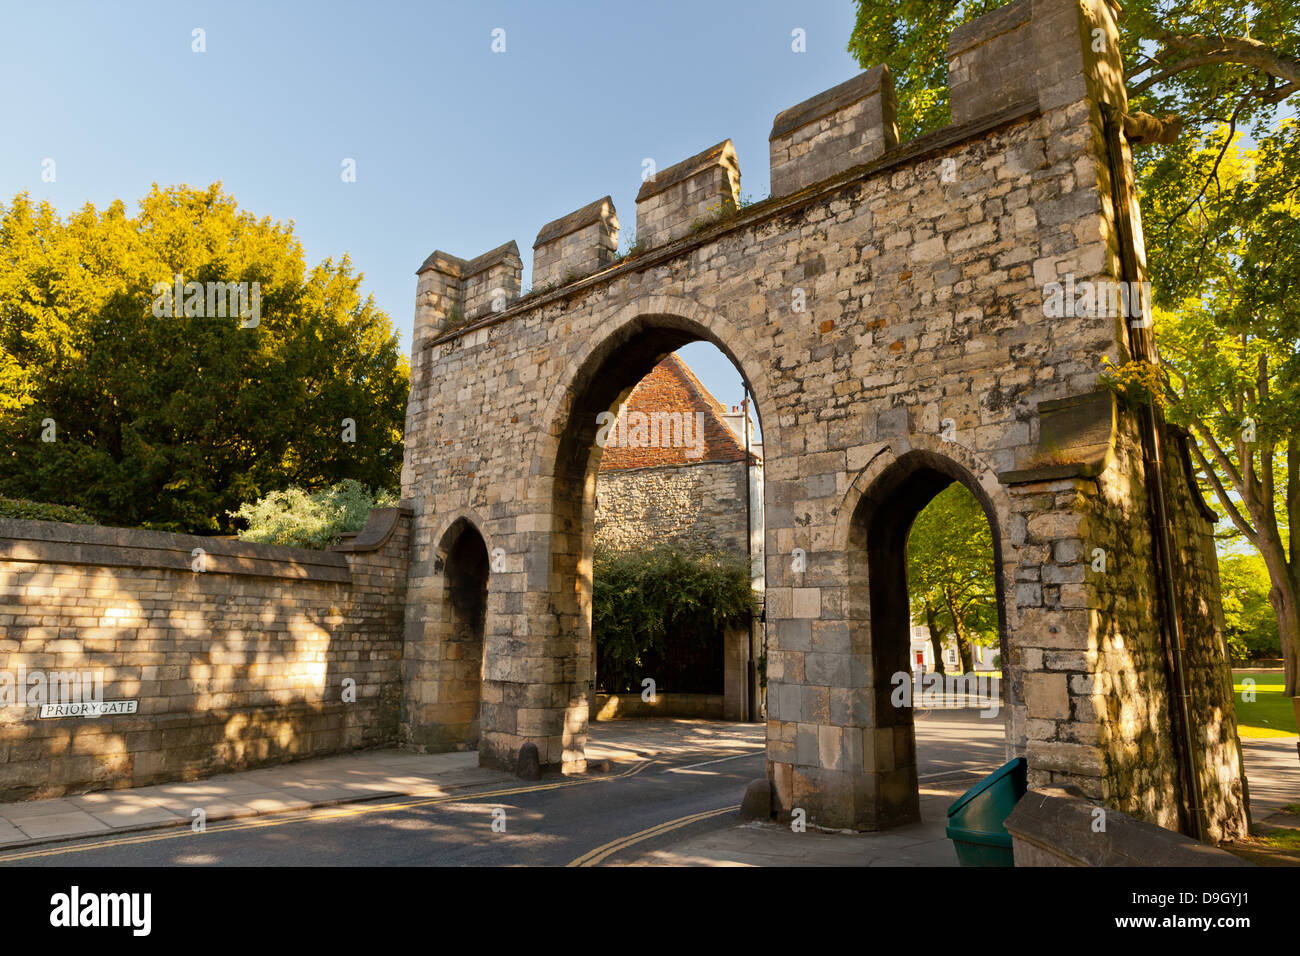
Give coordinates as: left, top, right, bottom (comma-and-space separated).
1189, 422, 1257, 542
1129, 34, 1300, 97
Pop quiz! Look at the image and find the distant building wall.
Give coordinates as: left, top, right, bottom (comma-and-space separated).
595, 460, 748, 554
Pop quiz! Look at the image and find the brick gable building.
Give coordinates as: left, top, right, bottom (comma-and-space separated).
594, 353, 761, 558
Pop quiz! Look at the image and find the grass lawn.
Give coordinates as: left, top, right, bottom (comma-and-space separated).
1231, 671, 1297, 738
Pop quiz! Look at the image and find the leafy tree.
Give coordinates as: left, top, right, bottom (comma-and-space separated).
847, 0, 1299, 142
1219, 552, 1283, 662
906, 483, 999, 673
0, 497, 95, 524
0, 184, 408, 534
1142, 126, 1300, 694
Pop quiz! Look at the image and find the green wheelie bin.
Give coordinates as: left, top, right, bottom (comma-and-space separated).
944, 756, 1027, 866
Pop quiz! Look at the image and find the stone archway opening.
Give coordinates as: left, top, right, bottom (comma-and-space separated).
547, 316, 766, 766
848, 450, 1011, 829
437, 518, 490, 751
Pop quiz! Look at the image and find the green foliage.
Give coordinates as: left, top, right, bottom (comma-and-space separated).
847, 1, 1006, 139
0, 496, 95, 524
229, 479, 397, 550
1143, 123, 1299, 693
906, 483, 999, 664
0, 184, 409, 534
592, 544, 756, 694
1220, 553, 1282, 661
847, 0, 1300, 143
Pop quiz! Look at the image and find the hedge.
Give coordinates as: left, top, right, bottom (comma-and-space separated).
0, 496, 96, 524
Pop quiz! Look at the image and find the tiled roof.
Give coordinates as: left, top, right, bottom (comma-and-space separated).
598, 354, 759, 471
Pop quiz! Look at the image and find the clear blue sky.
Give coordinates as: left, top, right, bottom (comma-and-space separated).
1, 0, 862, 415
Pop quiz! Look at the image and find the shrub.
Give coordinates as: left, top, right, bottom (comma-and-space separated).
229, 480, 397, 549
0, 496, 96, 524
592, 544, 757, 694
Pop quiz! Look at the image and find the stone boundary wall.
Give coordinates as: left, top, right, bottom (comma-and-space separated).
0, 507, 411, 800
595, 460, 749, 555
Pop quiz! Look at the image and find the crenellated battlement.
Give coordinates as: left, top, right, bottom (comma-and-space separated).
414, 241, 522, 343
414, 0, 1132, 352
769, 64, 898, 198
635, 140, 741, 248
533, 196, 619, 290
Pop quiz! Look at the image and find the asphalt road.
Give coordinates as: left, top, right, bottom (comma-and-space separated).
0, 711, 1004, 867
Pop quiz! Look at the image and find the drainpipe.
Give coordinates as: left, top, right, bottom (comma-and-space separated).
1101, 103, 1207, 841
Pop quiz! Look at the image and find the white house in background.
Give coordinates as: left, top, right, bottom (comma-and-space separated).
908, 626, 998, 673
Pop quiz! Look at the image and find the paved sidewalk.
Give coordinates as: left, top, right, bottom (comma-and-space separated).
1240, 736, 1300, 832
0, 749, 509, 849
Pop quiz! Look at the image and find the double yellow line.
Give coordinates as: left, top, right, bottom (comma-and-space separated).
0, 760, 654, 863
567, 804, 739, 867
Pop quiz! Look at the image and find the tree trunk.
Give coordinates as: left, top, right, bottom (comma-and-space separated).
1256, 537, 1299, 697
954, 629, 973, 674
1268, 567, 1300, 698
925, 602, 945, 676
950, 610, 974, 674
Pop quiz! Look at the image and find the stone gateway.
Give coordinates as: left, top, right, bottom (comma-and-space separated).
399, 0, 1249, 838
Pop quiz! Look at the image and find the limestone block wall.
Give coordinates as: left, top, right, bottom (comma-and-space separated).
400, 0, 1246, 836
0, 508, 410, 800
595, 461, 749, 555
1081, 420, 1249, 841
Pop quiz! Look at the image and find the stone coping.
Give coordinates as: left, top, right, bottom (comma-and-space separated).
463, 240, 522, 277
1005, 787, 1252, 866
427, 99, 1041, 350
769, 65, 892, 140
534, 196, 617, 248
329, 505, 412, 553
635, 140, 737, 203
416, 240, 522, 279
0, 517, 351, 583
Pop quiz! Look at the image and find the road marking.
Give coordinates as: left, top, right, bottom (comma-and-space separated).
919, 765, 993, 781
665, 750, 764, 773
0, 759, 656, 863
567, 804, 740, 867
619, 758, 658, 777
